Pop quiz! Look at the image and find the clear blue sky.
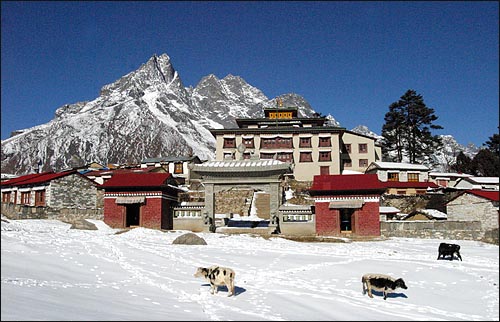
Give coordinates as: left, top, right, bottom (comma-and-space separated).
1, 1, 498, 147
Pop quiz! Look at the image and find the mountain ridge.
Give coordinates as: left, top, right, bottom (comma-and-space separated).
1, 53, 477, 175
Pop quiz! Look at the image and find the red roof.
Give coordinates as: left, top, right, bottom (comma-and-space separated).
1, 170, 79, 187
85, 166, 161, 177
466, 190, 499, 202
382, 181, 439, 189
310, 174, 386, 193
101, 173, 172, 188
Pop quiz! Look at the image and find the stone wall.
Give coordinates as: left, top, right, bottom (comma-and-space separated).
1, 203, 103, 222
446, 193, 499, 231
50, 175, 99, 208
381, 220, 483, 241
214, 188, 254, 216
381, 194, 449, 213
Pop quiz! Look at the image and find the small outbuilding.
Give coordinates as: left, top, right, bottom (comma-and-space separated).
446, 190, 499, 232
102, 173, 179, 230
309, 174, 386, 237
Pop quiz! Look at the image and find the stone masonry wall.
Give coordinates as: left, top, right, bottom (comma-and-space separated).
50, 175, 98, 209
446, 194, 499, 231
381, 220, 483, 241
1, 203, 103, 222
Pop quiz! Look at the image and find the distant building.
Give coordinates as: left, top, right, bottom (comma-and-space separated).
453, 176, 499, 191
140, 156, 202, 184
209, 105, 381, 181
446, 190, 499, 233
365, 161, 438, 195
428, 172, 473, 188
1, 170, 100, 219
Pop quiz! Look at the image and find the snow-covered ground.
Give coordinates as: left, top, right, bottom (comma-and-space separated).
1, 218, 498, 321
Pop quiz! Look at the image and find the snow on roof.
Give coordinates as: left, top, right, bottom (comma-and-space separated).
468, 177, 499, 184
379, 206, 400, 213
341, 169, 364, 175
429, 172, 473, 178
368, 162, 429, 171
198, 159, 285, 167
405, 209, 447, 219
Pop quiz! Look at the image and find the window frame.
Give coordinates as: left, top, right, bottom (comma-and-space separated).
35, 190, 46, 207
319, 151, 331, 162
359, 159, 368, 167
223, 138, 236, 148
21, 191, 30, 205
358, 143, 368, 153
299, 152, 313, 162
319, 137, 331, 147
174, 162, 184, 174
299, 137, 312, 148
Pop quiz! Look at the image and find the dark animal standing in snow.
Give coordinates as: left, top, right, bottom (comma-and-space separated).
194, 265, 236, 296
361, 273, 408, 300
437, 242, 462, 261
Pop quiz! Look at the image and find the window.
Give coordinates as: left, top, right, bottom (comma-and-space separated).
299, 152, 312, 162
223, 152, 234, 160
223, 138, 236, 148
320, 166, 330, 175
319, 137, 331, 147
261, 152, 293, 163
2, 192, 11, 203
261, 137, 292, 149
358, 143, 368, 153
436, 179, 448, 187
277, 152, 293, 163
35, 190, 46, 206
344, 144, 351, 153
343, 159, 352, 168
397, 190, 406, 195
299, 137, 311, 148
319, 151, 331, 162
388, 172, 399, 182
21, 192, 30, 205
174, 163, 183, 174
359, 159, 368, 167
243, 138, 254, 148
269, 112, 292, 119
243, 152, 251, 160
416, 190, 427, 195
408, 173, 419, 182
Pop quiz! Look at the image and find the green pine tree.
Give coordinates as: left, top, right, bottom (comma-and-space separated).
381, 89, 443, 163
472, 149, 499, 177
484, 132, 500, 155
451, 151, 474, 174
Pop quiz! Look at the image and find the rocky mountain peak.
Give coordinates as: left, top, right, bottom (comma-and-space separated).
1, 53, 477, 175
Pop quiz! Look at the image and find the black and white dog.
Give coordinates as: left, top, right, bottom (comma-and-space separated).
362, 273, 407, 300
194, 265, 236, 296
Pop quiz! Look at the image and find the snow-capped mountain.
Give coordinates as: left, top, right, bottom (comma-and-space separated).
1, 54, 317, 175
351, 125, 384, 141
1, 53, 478, 175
